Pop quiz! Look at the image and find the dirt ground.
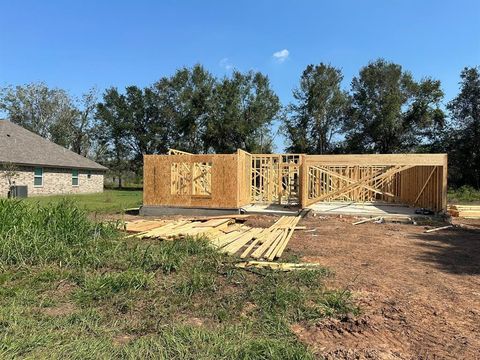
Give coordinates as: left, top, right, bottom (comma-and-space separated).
286, 214, 480, 359
119, 212, 480, 358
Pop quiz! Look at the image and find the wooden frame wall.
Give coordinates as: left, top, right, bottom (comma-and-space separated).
144, 151, 448, 212
300, 154, 448, 212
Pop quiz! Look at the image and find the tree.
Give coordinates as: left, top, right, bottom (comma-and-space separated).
0, 83, 77, 148
343, 59, 444, 153
70, 88, 99, 157
95, 88, 131, 187
1, 162, 18, 190
96, 85, 172, 180
284, 63, 349, 154
204, 70, 280, 153
446, 66, 480, 188
154, 64, 215, 153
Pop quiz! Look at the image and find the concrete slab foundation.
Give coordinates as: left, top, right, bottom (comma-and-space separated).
140, 202, 439, 220
308, 202, 421, 218
140, 206, 240, 217
239, 204, 300, 216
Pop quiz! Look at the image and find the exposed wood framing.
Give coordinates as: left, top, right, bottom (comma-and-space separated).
250, 154, 300, 204
168, 148, 193, 155
144, 151, 448, 212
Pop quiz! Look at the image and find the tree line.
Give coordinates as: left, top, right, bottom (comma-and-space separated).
1, 59, 478, 189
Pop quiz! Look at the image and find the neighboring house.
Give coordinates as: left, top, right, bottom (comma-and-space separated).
0, 120, 107, 197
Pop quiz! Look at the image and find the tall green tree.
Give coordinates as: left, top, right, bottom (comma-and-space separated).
446, 66, 480, 188
284, 63, 349, 154
205, 70, 280, 153
0, 82, 77, 147
343, 59, 444, 153
154, 64, 215, 153
96, 86, 171, 179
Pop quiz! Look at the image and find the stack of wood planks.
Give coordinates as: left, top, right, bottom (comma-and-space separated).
448, 204, 480, 219
125, 214, 303, 260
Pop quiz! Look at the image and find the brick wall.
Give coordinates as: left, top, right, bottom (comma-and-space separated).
0, 166, 104, 197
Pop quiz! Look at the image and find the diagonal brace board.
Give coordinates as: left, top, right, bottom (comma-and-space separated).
307, 165, 414, 205
310, 165, 395, 198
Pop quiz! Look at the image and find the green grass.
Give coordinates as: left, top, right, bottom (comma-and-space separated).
448, 185, 480, 203
0, 199, 359, 359
23, 189, 143, 213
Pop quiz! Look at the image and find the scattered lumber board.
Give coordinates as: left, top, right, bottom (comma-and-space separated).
352, 216, 382, 225
235, 261, 323, 271
125, 213, 306, 260
425, 225, 453, 233
125, 220, 167, 233
194, 214, 251, 221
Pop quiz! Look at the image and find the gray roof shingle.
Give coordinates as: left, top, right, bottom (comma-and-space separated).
0, 120, 107, 171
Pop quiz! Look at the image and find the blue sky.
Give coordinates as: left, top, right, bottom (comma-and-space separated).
1, 0, 479, 151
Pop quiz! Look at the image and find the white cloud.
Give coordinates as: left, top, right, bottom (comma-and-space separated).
219, 57, 233, 70
273, 49, 289, 63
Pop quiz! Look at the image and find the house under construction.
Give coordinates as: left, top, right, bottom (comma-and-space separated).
142, 149, 448, 215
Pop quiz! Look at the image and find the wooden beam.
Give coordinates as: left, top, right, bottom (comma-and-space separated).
168, 148, 193, 155
414, 166, 437, 205
305, 154, 447, 166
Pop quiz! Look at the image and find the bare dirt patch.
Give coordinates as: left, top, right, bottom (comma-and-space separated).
41, 302, 76, 317
287, 216, 480, 359
243, 214, 279, 228
112, 334, 136, 346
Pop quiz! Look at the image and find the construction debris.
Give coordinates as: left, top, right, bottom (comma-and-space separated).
352, 216, 383, 225
448, 204, 480, 219
125, 214, 304, 260
425, 225, 454, 233
234, 261, 324, 271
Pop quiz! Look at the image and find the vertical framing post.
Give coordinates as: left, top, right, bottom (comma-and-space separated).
442, 155, 448, 213
299, 155, 308, 209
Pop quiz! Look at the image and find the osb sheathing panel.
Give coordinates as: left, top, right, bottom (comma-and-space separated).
236, 149, 251, 207
144, 154, 239, 209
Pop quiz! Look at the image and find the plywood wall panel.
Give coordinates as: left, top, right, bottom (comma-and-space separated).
143, 154, 239, 209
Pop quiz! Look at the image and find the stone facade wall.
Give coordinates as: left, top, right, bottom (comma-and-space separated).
0, 166, 104, 197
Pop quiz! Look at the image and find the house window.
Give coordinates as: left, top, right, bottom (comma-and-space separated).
72, 169, 79, 186
34, 167, 43, 187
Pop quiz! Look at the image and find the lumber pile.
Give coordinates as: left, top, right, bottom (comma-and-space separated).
448, 204, 480, 219
125, 214, 303, 260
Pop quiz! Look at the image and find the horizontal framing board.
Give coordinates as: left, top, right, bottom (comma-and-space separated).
304, 154, 447, 166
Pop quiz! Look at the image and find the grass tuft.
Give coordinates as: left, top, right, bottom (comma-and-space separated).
0, 199, 118, 267
74, 270, 154, 304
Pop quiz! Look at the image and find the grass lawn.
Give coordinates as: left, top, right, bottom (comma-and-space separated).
0, 199, 358, 359
24, 189, 143, 213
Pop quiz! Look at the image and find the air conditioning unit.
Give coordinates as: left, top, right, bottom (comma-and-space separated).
9, 185, 28, 198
